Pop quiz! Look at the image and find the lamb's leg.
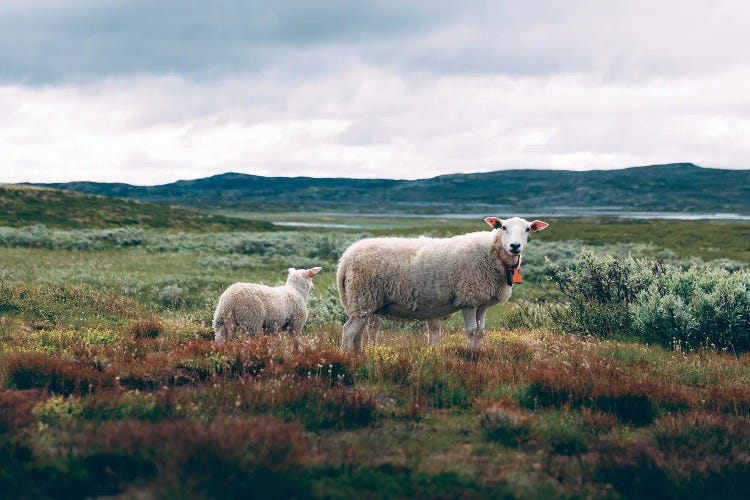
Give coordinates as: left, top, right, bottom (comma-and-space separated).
364, 316, 381, 346
426, 319, 442, 346
462, 307, 482, 352
342, 316, 368, 354
289, 321, 304, 353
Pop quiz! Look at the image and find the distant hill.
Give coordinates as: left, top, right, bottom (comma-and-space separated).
29, 163, 750, 213
0, 185, 274, 231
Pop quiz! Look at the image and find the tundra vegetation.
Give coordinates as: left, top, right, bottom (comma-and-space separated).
1, 211, 750, 498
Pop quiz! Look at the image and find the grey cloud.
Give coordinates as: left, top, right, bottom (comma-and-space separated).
0, 0, 444, 82
2, 0, 749, 83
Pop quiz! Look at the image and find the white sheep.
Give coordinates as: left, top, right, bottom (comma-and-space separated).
336, 217, 548, 353
213, 267, 322, 342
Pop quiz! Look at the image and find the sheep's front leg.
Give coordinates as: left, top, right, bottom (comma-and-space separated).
342, 316, 368, 354
426, 319, 442, 346
462, 307, 482, 352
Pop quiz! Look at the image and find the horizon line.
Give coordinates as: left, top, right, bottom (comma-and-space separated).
10, 161, 747, 188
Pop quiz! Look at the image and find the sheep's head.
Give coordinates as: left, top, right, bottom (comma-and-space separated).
286, 266, 323, 293
484, 216, 548, 257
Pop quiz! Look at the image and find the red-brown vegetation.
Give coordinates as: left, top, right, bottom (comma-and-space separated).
4, 352, 113, 395
126, 318, 163, 338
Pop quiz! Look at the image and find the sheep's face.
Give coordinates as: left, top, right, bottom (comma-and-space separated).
287, 267, 323, 293
484, 216, 548, 255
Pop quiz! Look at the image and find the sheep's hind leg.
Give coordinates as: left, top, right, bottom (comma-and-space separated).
426, 319, 442, 346
342, 316, 368, 354
477, 307, 488, 332
364, 316, 381, 346
462, 307, 482, 352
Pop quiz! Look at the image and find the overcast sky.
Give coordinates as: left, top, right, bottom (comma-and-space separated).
1, 0, 749, 184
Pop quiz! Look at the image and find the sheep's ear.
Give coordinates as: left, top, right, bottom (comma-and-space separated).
288, 267, 296, 275
530, 220, 548, 232
307, 267, 322, 278
484, 217, 503, 230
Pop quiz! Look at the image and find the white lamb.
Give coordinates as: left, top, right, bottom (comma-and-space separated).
213, 267, 322, 342
336, 217, 548, 353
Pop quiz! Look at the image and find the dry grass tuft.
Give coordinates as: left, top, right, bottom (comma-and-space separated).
126, 318, 163, 339
3, 352, 112, 395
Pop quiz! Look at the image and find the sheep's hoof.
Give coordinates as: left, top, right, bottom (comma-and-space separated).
466, 332, 483, 353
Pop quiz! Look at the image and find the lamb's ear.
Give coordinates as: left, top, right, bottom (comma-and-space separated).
484, 217, 503, 230
307, 267, 322, 278
288, 267, 296, 275
530, 220, 548, 232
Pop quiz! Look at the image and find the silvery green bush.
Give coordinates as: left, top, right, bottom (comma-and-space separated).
0, 225, 147, 250
307, 285, 347, 325
546, 251, 750, 350
0, 226, 365, 262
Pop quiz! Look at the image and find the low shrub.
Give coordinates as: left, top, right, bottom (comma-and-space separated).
287, 345, 355, 385
126, 318, 163, 339
704, 386, 750, 415
650, 412, 750, 458
3, 352, 111, 395
307, 285, 347, 325
265, 378, 377, 430
80, 390, 171, 422
0, 389, 42, 432
0, 281, 141, 327
535, 411, 589, 455
157, 284, 190, 309
546, 252, 750, 350
519, 359, 695, 425
173, 336, 284, 380
32, 395, 83, 424
479, 400, 534, 447
593, 438, 673, 499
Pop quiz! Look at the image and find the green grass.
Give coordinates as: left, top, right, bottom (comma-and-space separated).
0, 185, 274, 231
536, 217, 750, 262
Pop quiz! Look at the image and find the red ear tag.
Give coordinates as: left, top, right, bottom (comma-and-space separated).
512, 268, 522, 284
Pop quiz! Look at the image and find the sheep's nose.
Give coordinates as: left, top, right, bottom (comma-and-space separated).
509, 243, 521, 252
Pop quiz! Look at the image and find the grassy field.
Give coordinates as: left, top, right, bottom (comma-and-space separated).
0, 185, 274, 231
1, 210, 749, 498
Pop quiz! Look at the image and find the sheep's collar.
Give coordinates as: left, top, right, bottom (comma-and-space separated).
497, 251, 522, 286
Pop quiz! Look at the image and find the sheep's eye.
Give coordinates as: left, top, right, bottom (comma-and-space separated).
525, 227, 530, 232
501, 225, 507, 231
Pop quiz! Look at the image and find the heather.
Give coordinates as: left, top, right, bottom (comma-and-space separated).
1, 217, 749, 497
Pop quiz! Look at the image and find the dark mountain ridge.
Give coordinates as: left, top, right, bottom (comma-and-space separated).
27, 163, 750, 213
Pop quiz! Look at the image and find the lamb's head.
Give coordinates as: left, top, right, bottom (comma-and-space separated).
484, 216, 548, 257
286, 266, 323, 295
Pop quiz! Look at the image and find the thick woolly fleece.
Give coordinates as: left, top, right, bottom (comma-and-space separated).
336, 216, 548, 353
213, 267, 320, 342
337, 231, 517, 322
